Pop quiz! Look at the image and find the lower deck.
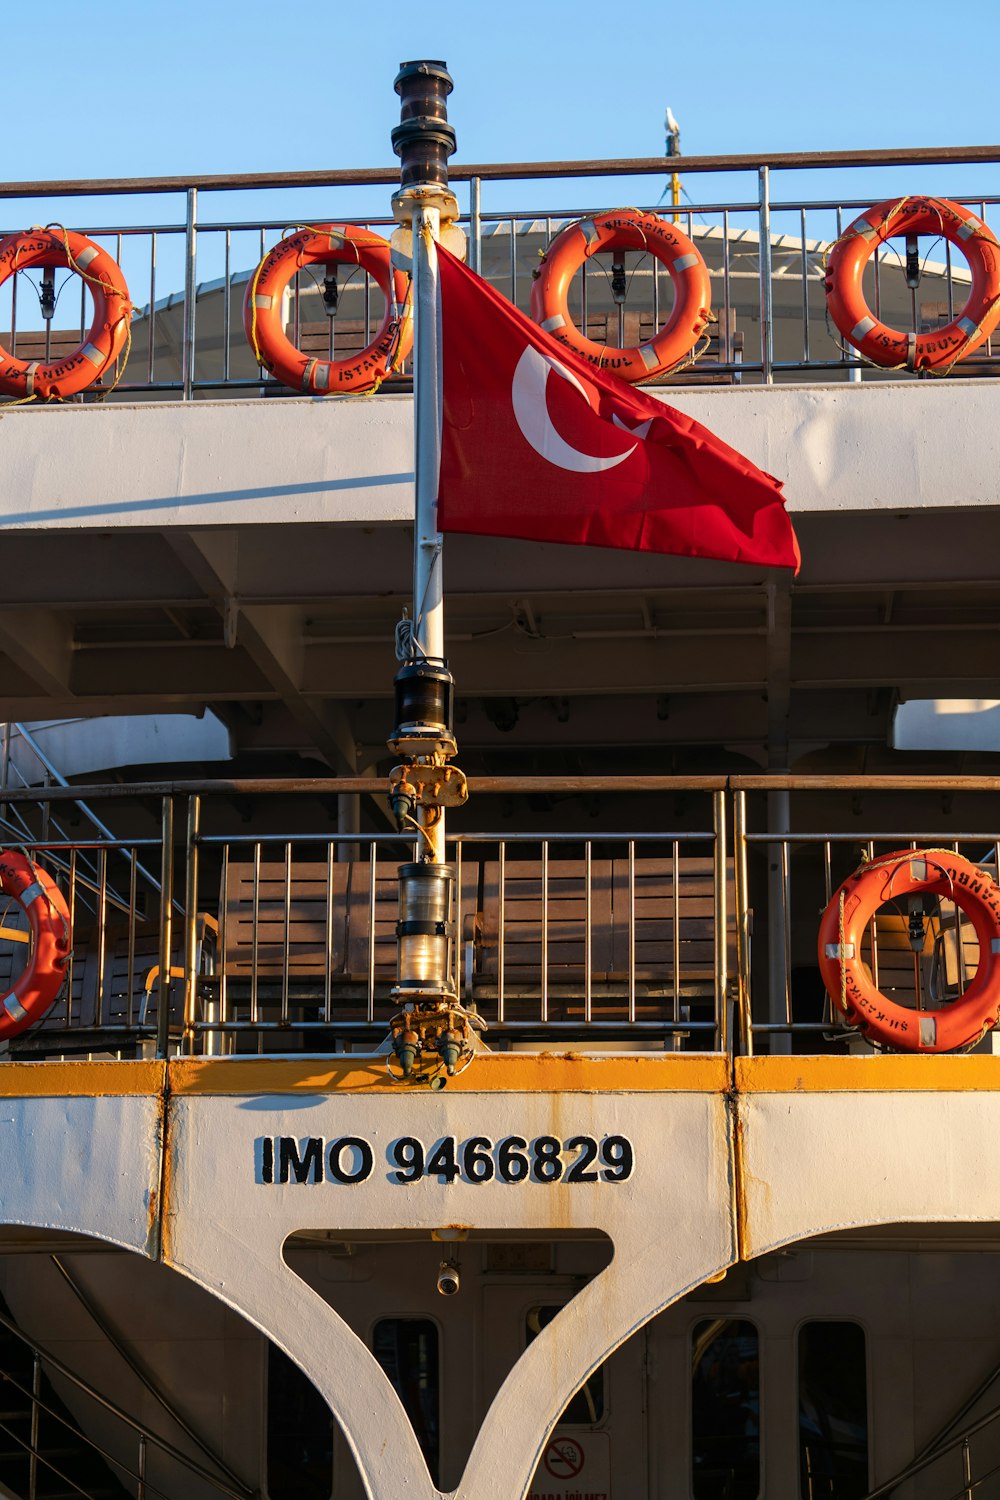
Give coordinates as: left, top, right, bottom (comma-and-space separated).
0, 1055, 997, 1498
3, 1222, 997, 1500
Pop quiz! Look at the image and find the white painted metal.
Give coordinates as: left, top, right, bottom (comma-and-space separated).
892, 698, 1000, 751
741, 1088, 1000, 1258
0, 1095, 161, 1252
411, 204, 444, 669
4, 713, 232, 783
6, 1086, 1000, 1495
166, 1087, 733, 1500
3, 381, 1000, 533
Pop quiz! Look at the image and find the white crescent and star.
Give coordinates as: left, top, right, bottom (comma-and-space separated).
511, 345, 650, 473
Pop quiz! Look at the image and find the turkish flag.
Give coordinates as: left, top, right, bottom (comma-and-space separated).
436, 244, 799, 571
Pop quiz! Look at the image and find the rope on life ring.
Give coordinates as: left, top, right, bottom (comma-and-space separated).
0, 226, 133, 403
824, 197, 1000, 374
243, 224, 412, 395
530, 208, 713, 381
817, 848, 1000, 1052
0, 850, 71, 1041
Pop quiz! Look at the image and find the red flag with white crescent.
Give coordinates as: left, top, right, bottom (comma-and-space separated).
435, 243, 799, 571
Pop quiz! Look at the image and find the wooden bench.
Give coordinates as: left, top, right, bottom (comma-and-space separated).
917, 301, 999, 376
581, 309, 743, 383
213, 854, 733, 1039
0, 327, 122, 390
296, 320, 409, 386
217, 858, 479, 1014
471, 856, 734, 1027
2, 909, 216, 1055
0, 328, 88, 360
295, 309, 743, 388
1, 849, 734, 1048
836, 901, 981, 1028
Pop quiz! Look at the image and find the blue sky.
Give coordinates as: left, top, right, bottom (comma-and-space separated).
2, 0, 997, 305
7, 0, 999, 182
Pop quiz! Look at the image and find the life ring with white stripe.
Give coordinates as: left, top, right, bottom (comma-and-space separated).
243, 224, 413, 394
530, 209, 712, 380
817, 849, 1000, 1052
0, 851, 71, 1040
0, 229, 132, 400
825, 197, 1000, 372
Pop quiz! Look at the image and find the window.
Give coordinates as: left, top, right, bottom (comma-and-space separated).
266, 1343, 334, 1500
691, 1318, 760, 1499
527, 1305, 605, 1424
372, 1319, 440, 1486
798, 1321, 869, 1498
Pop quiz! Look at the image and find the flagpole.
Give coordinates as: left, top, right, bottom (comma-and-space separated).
387, 61, 474, 1080
412, 199, 444, 852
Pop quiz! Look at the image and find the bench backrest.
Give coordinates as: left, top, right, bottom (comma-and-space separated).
221, 853, 733, 997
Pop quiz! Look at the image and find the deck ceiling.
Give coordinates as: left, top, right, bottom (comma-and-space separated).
0, 508, 996, 771
0, 382, 998, 772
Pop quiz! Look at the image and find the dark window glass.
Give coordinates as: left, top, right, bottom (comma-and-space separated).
372, 1319, 440, 1486
692, 1318, 760, 1500
798, 1320, 869, 1498
266, 1343, 333, 1500
527, 1305, 605, 1424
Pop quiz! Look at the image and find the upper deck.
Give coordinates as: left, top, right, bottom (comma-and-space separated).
0, 146, 999, 1063
0, 145, 998, 768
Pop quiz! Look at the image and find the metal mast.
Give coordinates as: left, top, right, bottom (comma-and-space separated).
386, 61, 478, 1082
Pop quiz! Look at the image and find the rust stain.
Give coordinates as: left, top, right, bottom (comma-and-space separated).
731, 1092, 777, 1263
731, 1096, 749, 1264
146, 1072, 172, 1265
431, 1225, 471, 1241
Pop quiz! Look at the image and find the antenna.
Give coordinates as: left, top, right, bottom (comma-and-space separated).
664, 107, 681, 221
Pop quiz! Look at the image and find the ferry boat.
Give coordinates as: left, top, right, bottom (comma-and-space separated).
0, 61, 999, 1500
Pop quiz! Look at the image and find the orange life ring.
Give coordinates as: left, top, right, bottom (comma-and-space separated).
818, 849, 1000, 1052
825, 197, 1000, 372
530, 209, 712, 381
0, 851, 71, 1041
243, 224, 412, 394
0, 228, 132, 400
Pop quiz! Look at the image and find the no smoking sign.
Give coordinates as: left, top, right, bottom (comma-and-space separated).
529, 1431, 611, 1498
544, 1437, 585, 1478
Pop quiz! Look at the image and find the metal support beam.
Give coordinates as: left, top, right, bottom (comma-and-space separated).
0, 609, 74, 698
166, 531, 357, 775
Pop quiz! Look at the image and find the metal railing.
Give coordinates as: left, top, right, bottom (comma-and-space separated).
864, 1377, 1000, 1498
0, 1297, 251, 1500
1, 145, 998, 400
3, 773, 1000, 1059
731, 775, 1000, 1057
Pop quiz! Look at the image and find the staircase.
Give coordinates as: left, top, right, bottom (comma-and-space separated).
0, 1295, 130, 1500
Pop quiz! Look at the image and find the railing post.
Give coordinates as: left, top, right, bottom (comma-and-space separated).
469, 174, 482, 275
183, 794, 201, 1053
758, 164, 774, 384
137, 1432, 147, 1500
156, 796, 175, 1059
733, 789, 753, 1056
714, 789, 728, 1052
963, 1437, 973, 1500
767, 785, 792, 1054
29, 1351, 40, 1500
181, 187, 198, 400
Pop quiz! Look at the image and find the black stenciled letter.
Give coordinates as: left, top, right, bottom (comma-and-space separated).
278, 1136, 324, 1184
327, 1136, 374, 1185
259, 1137, 274, 1184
